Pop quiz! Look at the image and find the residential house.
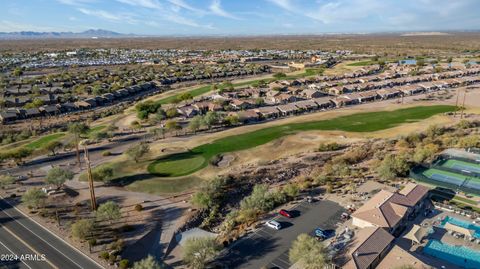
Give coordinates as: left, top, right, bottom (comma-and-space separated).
294, 100, 319, 112
312, 97, 334, 109
177, 105, 199, 118
40, 105, 59, 116
331, 96, 354, 107
255, 106, 280, 119
399, 85, 423, 96
328, 86, 344, 95
376, 88, 402, 99
418, 82, 437, 92
230, 99, 255, 110
343, 227, 394, 269
269, 93, 297, 105
232, 110, 260, 123
352, 183, 429, 234
25, 108, 41, 118
302, 89, 325, 99
0, 111, 17, 123
277, 103, 299, 116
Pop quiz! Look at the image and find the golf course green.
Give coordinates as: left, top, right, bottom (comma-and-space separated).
148, 105, 455, 177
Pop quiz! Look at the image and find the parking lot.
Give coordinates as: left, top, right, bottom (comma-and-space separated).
216, 199, 345, 269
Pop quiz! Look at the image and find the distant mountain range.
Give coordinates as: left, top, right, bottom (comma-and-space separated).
0, 29, 130, 40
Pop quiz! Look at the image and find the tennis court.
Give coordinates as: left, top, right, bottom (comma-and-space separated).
441, 159, 480, 174
422, 168, 469, 187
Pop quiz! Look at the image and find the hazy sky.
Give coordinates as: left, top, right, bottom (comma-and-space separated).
1, 0, 479, 35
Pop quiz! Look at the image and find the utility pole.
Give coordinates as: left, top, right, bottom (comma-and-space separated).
454, 89, 460, 117
83, 145, 97, 211
75, 135, 82, 169
461, 89, 467, 119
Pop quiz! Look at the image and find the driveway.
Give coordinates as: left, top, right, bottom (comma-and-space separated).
216, 199, 345, 269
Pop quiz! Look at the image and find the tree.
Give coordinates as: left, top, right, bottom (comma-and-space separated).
22, 188, 47, 208
125, 143, 150, 163
150, 127, 166, 139
166, 107, 179, 118
132, 255, 162, 269
282, 183, 300, 199
188, 116, 203, 134
183, 237, 222, 269
96, 201, 121, 224
273, 72, 287, 79
165, 120, 180, 135
413, 143, 439, 164
289, 234, 328, 269
224, 114, 239, 126
240, 184, 276, 213
377, 154, 411, 180
0, 175, 15, 188
45, 140, 63, 156
191, 192, 214, 209
45, 167, 74, 189
71, 219, 95, 240
68, 122, 90, 167
135, 100, 161, 120
9, 147, 33, 165
203, 111, 221, 129
91, 166, 114, 183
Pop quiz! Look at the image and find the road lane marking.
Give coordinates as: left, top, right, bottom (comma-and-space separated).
0, 239, 33, 269
0, 207, 83, 269
0, 197, 104, 269
1, 225, 57, 269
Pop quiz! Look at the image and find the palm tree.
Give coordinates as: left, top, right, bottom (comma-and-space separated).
67, 122, 89, 168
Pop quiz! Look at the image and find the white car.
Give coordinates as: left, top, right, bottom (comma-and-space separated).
266, 220, 282, 230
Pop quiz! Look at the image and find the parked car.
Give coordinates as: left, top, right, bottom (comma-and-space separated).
341, 212, 350, 220
266, 220, 282, 230
279, 209, 292, 218
314, 228, 334, 240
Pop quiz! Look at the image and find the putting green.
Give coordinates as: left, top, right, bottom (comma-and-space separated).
148, 153, 206, 177
148, 105, 455, 177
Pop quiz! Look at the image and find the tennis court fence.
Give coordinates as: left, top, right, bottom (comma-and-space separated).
410, 166, 480, 196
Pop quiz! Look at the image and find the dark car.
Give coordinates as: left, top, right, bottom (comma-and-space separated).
314, 228, 335, 240
279, 209, 292, 218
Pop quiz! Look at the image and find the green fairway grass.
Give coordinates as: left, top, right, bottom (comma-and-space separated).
24, 133, 66, 150
148, 105, 455, 177
126, 176, 201, 194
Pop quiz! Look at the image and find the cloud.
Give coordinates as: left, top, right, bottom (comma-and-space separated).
266, 0, 294, 11
0, 20, 58, 32
56, 0, 95, 6
115, 0, 162, 9
209, 0, 240, 20
167, 0, 205, 14
77, 8, 137, 24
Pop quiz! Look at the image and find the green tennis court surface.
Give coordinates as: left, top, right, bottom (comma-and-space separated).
422, 167, 480, 191
441, 159, 480, 174
423, 168, 469, 186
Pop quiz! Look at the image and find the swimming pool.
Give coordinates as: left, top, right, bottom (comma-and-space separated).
441, 216, 480, 238
424, 240, 480, 268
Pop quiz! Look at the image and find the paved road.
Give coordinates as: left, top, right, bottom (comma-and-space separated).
1, 132, 147, 176
0, 199, 103, 269
216, 199, 345, 269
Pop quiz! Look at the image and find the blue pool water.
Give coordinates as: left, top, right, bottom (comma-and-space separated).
441, 216, 480, 238
424, 240, 480, 269
399, 59, 417, 65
